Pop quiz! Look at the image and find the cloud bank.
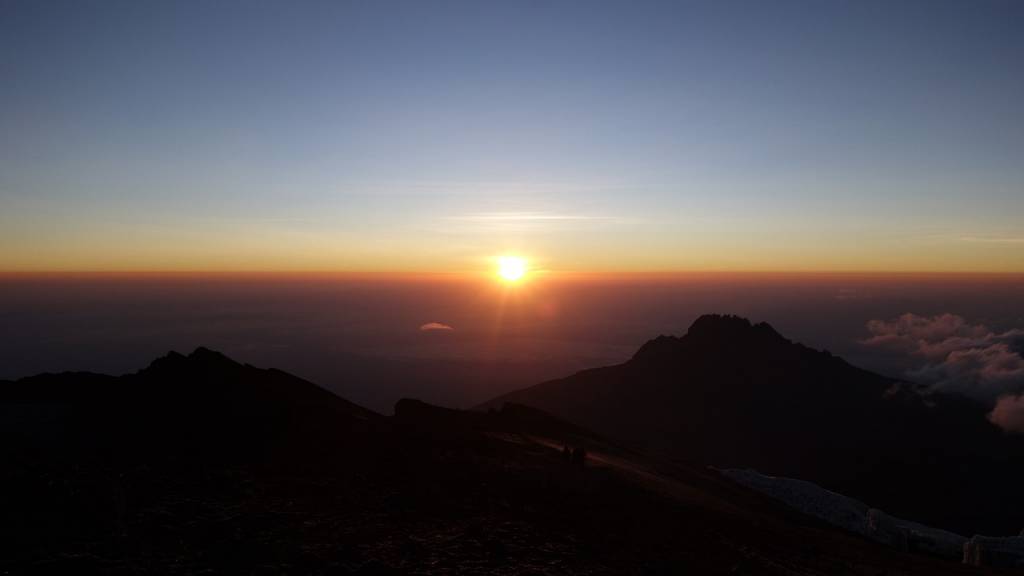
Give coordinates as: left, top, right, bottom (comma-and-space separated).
419, 322, 454, 331
864, 313, 1024, 432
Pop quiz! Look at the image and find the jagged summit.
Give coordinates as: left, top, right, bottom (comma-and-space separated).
189, 346, 233, 361
688, 313, 753, 333
633, 314, 790, 361
686, 313, 786, 343
142, 346, 239, 375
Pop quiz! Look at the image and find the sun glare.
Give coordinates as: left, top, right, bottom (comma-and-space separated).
497, 256, 527, 282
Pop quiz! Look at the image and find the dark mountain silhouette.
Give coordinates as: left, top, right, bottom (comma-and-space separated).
1, 346, 382, 470
484, 314, 1024, 536
0, 345, 1007, 573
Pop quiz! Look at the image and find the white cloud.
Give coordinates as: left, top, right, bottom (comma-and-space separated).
863, 313, 1024, 411
911, 343, 1024, 400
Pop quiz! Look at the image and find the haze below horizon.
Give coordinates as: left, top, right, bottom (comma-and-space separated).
3, 273, 1022, 413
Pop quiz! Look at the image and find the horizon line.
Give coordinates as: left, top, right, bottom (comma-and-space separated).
3, 269, 1024, 281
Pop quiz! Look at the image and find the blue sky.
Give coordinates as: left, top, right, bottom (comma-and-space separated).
2, 0, 1023, 271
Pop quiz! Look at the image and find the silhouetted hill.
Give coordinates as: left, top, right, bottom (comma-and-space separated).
0, 346, 1007, 573
1, 346, 383, 470
484, 314, 1024, 535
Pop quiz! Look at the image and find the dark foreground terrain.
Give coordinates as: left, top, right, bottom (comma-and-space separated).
0, 346, 1009, 574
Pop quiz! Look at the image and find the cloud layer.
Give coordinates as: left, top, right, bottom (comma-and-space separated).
864, 313, 1024, 432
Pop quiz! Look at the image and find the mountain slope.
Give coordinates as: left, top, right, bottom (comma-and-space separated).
484, 314, 1024, 535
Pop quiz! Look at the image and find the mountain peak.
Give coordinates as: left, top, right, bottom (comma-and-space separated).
687, 313, 752, 333
188, 346, 233, 364
685, 314, 786, 345
632, 315, 788, 362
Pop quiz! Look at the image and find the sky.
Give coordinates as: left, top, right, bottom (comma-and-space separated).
2, 0, 1023, 273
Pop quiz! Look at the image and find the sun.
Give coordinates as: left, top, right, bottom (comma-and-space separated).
497, 256, 527, 282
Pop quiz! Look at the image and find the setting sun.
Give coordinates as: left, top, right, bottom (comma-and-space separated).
497, 256, 527, 281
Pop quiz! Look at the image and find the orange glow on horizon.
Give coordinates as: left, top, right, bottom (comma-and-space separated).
4, 269, 1024, 286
